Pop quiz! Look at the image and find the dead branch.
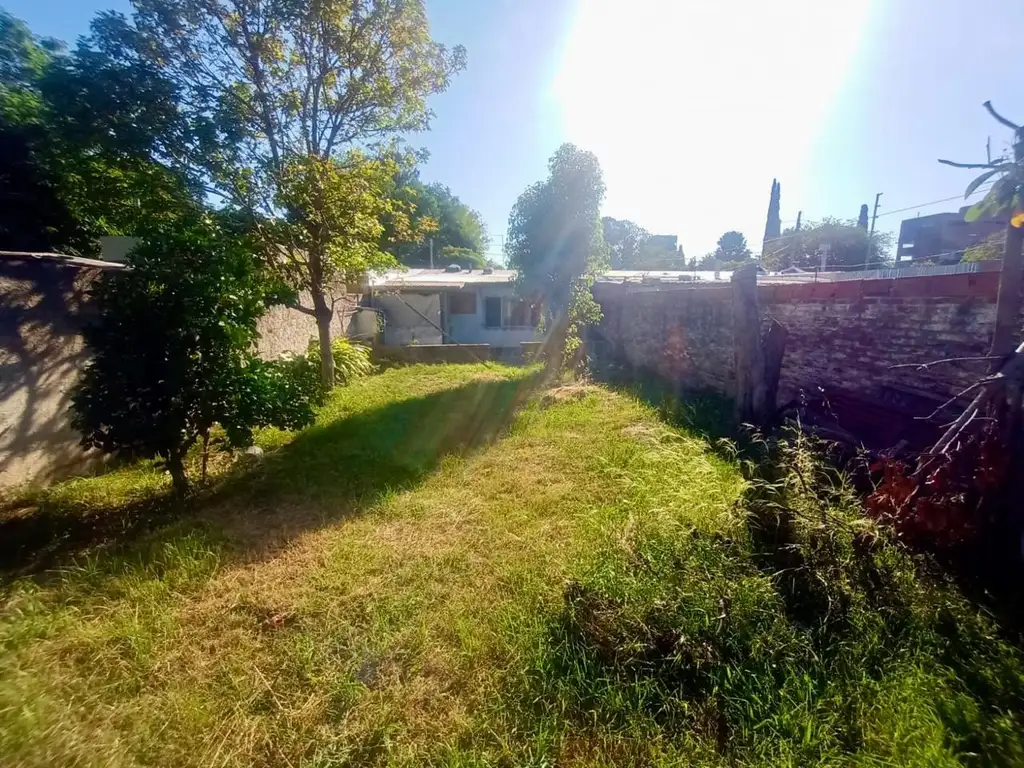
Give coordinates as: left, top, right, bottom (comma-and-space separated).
916, 380, 989, 422
890, 356, 1002, 371
937, 159, 1000, 170
983, 100, 1021, 132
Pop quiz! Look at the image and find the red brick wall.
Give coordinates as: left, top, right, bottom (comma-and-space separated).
593, 272, 1002, 404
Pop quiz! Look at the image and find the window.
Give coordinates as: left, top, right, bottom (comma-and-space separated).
483, 296, 541, 329
506, 299, 540, 328
448, 292, 476, 315
484, 297, 502, 328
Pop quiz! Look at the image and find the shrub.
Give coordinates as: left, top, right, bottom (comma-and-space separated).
306, 337, 374, 385
72, 218, 319, 495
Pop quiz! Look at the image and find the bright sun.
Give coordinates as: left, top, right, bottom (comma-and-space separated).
553, 0, 872, 255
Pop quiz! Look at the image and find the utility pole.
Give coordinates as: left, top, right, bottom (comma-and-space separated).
867, 192, 882, 263
429, 237, 434, 269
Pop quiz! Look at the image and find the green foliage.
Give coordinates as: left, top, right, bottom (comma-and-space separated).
963, 230, 1006, 262
507, 144, 608, 364
762, 217, 893, 271
89, 0, 465, 383
305, 337, 375, 386
71, 218, 317, 494
697, 230, 755, 270
602, 216, 685, 270
389, 177, 489, 267
857, 203, 870, 230
273, 152, 407, 287
0, 9, 198, 255
939, 103, 1023, 238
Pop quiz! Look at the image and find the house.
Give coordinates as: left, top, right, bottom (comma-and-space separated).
365, 266, 543, 351
896, 207, 1004, 263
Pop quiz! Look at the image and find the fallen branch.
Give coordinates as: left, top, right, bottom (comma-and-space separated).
889, 356, 1002, 371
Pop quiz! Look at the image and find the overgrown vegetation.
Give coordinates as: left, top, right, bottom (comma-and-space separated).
71, 219, 320, 495
6, 365, 1024, 766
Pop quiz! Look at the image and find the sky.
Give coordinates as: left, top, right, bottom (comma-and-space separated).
5, 0, 1024, 261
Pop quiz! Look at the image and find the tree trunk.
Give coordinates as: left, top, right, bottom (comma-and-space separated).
167, 450, 189, 498
200, 429, 210, 484
543, 310, 570, 378
313, 289, 335, 388
988, 221, 1024, 369
309, 247, 336, 389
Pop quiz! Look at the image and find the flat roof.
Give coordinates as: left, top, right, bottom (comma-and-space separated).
368, 268, 518, 290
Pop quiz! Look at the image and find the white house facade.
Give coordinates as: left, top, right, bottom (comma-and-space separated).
365, 267, 544, 350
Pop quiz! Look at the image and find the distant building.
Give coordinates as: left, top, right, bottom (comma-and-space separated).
896, 207, 1004, 263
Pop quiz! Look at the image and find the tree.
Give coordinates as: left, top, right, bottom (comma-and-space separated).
761, 217, 892, 271
857, 204, 869, 230
271, 150, 418, 374
762, 178, 781, 245
506, 143, 607, 368
602, 217, 648, 268
72, 218, 318, 495
92, 0, 466, 386
1, 10, 199, 254
390, 178, 489, 268
709, 230, 753, 268
939, 101, 1024, 361
601, 217, 685, 270
0, 12, 82, 251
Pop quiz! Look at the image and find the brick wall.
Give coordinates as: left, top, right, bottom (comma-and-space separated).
593, 272, 1003, 408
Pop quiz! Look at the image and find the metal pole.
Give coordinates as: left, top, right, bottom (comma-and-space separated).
868, 192, 882, 262
429, 238, 434, 269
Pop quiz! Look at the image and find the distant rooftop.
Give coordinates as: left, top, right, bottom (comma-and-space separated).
363, 261, 1005, 292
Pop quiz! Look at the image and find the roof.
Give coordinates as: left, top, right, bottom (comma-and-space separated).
596, 270, 733, 284
368, 268, 518, 290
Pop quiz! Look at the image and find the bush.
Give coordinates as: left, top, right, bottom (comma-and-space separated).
72, 218, 319, 495
306, 337, 374, 385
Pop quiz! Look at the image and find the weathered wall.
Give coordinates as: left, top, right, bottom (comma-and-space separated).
0, 256, 115, 488
255, 291, 352, 359
0, 255, 351, 489
594, 272, 1003, 408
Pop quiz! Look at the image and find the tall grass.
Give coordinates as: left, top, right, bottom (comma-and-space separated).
522, 429, 1024, 766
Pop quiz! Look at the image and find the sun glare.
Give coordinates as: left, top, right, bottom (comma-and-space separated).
554, 0, 872, 254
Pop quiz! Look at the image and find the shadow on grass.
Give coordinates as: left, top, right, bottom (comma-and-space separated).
590, 364, 735, 444
0, 371, 543, 577
210, 370, 543, 561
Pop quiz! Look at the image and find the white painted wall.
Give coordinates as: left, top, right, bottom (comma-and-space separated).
447, 284, 544, 347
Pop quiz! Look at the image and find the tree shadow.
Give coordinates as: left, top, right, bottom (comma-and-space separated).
0, 257, 112, 488
0, 371, 543, 576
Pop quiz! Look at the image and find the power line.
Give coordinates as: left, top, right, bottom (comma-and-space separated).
874, 185, 994, 219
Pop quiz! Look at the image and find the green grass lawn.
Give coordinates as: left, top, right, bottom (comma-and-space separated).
2, 363, 1024, 766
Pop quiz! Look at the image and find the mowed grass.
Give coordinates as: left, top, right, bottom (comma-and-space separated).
2, 363, 1024, 766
